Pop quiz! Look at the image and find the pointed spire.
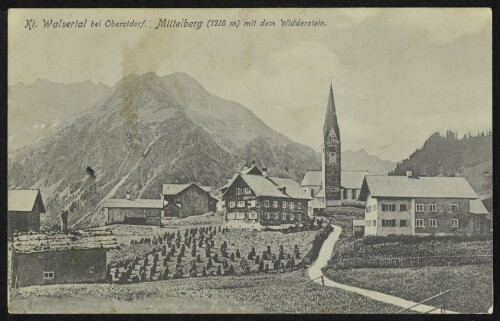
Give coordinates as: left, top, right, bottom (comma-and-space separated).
323, 83, 340, 141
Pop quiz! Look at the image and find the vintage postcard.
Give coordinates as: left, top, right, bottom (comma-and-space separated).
7, 8, 492, 314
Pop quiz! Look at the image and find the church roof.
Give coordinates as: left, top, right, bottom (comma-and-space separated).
323, 85, 340, 141
300, 170, 368, 189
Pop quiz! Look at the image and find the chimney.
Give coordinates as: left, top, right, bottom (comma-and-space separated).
406, 170, 412, 178
279, 186, 287, 195
251, 160, 256, 166
60, 210, 68, 233
126, 191, 131, 200
262, 167, 268, 178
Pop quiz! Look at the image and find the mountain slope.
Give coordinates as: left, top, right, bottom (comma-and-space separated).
8, 72, 320, 229
390, 131, 492, 198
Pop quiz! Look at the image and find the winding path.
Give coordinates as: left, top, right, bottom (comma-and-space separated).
307, 225, 458, 314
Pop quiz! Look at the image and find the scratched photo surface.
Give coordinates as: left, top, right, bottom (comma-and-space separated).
7, 8, 492, 314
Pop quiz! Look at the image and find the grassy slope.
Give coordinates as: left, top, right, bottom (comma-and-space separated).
10, 271, 398, 314
324, 264, 492, 314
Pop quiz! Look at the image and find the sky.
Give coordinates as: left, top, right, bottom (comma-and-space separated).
9, 8, 492, 162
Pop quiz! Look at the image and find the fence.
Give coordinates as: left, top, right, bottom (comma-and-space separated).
331, 254, 492, 270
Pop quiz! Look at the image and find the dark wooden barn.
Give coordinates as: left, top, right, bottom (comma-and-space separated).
8, 189, 46, 236
162, 183, 217, 218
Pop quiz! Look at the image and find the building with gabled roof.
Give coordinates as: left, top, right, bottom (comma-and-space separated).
11, 230, 118, 287
8, 189, 46, 236
221, 164, 311, 227
162, 183, 217, 218
359, 172, 490, 236
103, 196, 164, 226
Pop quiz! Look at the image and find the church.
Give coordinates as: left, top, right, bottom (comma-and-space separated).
300, 84, 368, 214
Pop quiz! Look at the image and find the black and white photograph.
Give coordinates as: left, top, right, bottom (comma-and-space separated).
7, 8, 493, 314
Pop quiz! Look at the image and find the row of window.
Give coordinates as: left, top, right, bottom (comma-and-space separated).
228, 200, 303, 209
416, 204, 458, 213
367, 219, 459, 228
236, 187, 252, 195
416, 218, 459, 228
370, 203, 460, 213
262, 213, 302, 221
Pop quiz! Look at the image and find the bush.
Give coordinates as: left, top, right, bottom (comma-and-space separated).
301, 224, 334, 266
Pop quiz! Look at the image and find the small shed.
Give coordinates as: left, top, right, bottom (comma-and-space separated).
11, 230, 118, 287
8, 189, 46, 236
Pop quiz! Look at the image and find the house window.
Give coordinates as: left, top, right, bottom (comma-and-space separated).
343, 189, 348, 199
237, 201, 246, 208
264, 212, 270, 220
373, 220, 377, 226
264, 200, 270, 207
399, 220, 407, 227
282, 201, 287, 209
366, 205, 371, 213
381, 204, 396, 212
416, 204, 424, 212
244, 188, 251, 195
273, 201, 278, 208
236, 188, 242, 195
297, 202, 302, 209
429, 204, 437, 212
43, 271, 54, 280
229, 201, 236, 208
429, 219, 437, 227
297, 214, 302, 221
289, 202, 295, 209
290, 214, 295, 221
373, 204, 378, 211
273, 213, 279, 220
89, 266, 95, 274
352, 190, 357, 199
415, 219, 424, 227
437, 204, 447, 211
399, 204, 407, 212
249, 200, 257, 208
451, 204, 458, 212
381, 219, 396, 227
451, 219, 459, 227
249, 212, 257, 220
282, 213, 287, 220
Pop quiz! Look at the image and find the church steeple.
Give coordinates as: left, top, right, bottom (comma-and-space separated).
323, 83, 342, 209
323, 84, 340, 141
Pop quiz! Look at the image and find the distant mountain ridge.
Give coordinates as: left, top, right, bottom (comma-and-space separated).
342, 149, 396, 175
8, 79, 112, 153
8, 72, 321, 229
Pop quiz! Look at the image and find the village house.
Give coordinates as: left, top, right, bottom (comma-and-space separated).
162, 183, 217, 218
220, 164, 312, 227
8, 189, 46, 236
103, 193, 163, 226
358, 172, 490, 236
11, 229, 118, 287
